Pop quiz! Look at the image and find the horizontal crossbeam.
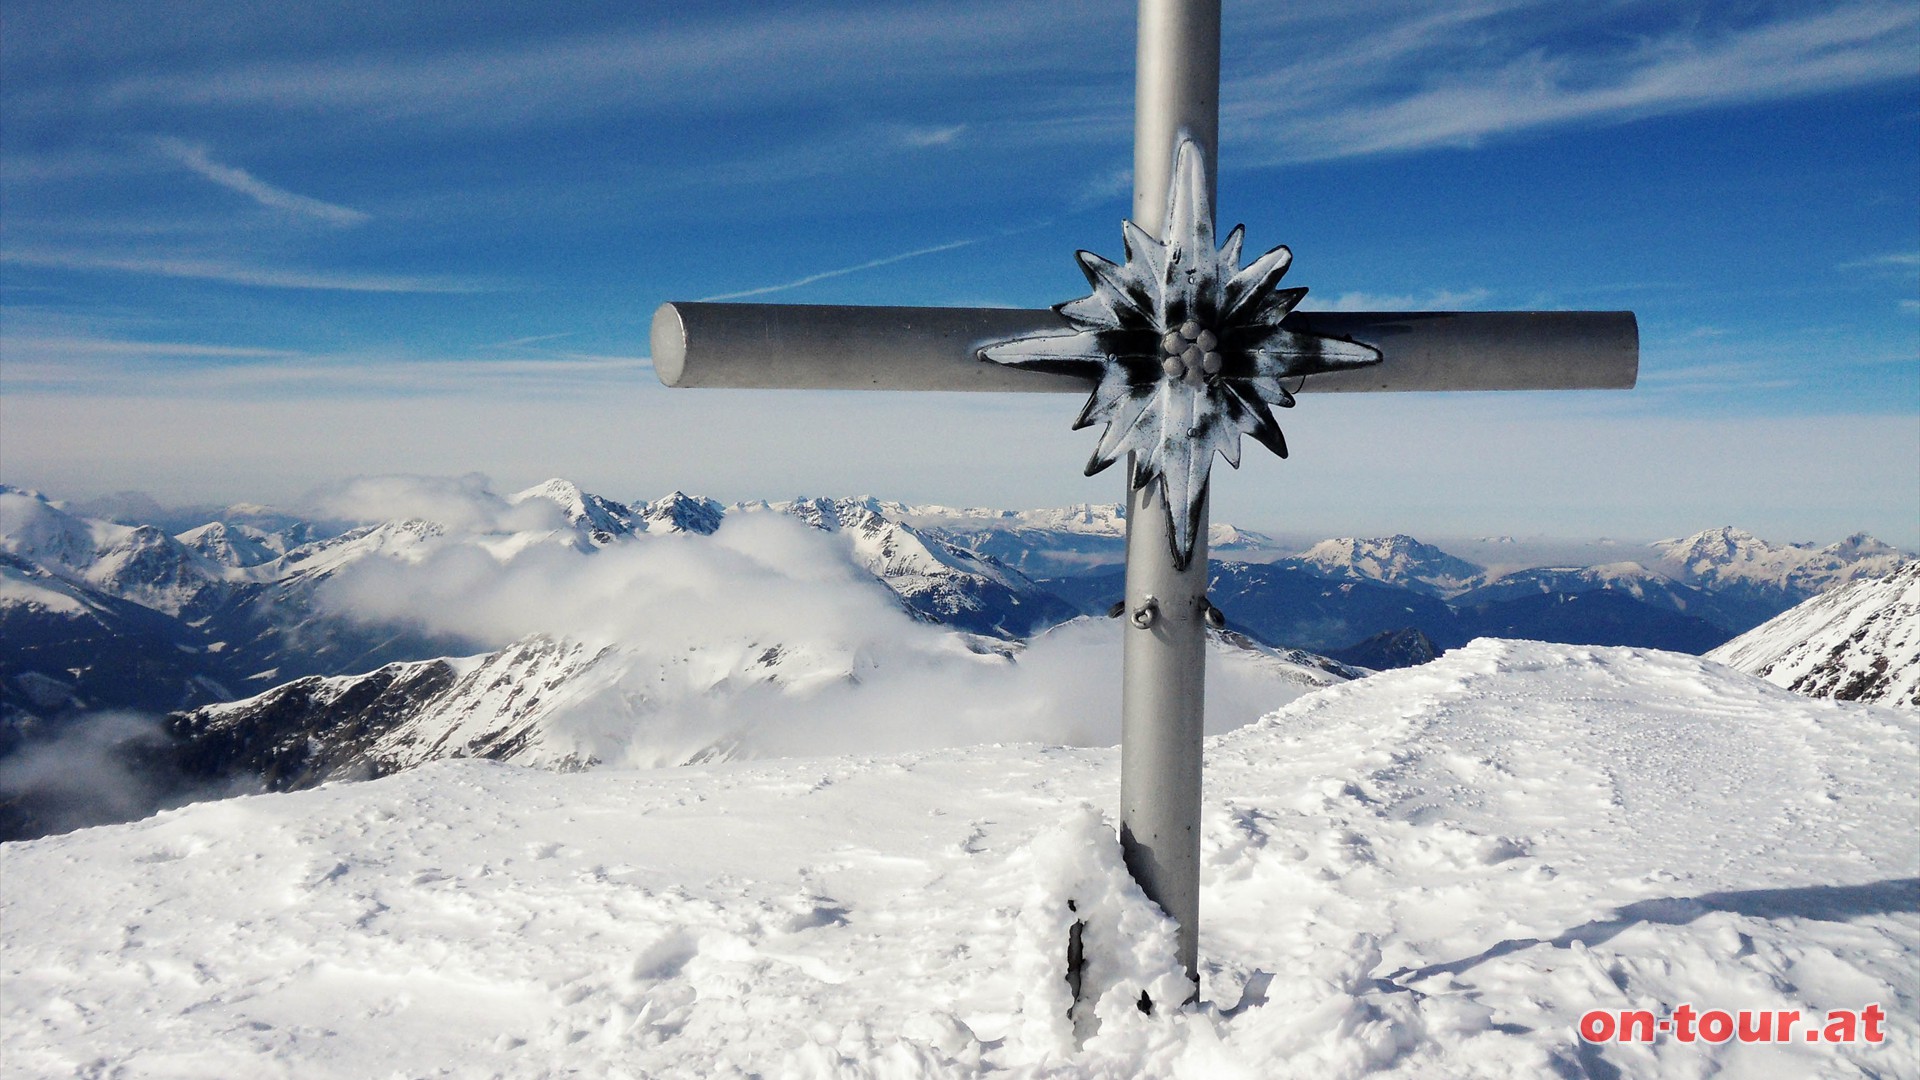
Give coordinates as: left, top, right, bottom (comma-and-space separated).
651, 302, 1637, 393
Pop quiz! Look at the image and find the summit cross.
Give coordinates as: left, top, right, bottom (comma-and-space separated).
650, 0, 1637, 1005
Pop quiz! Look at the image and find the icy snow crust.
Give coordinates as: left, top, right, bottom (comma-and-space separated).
4, 640, 1915, 1078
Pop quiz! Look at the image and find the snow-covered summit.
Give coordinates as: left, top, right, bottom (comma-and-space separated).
274, 518, 447, 579
1294, 534, 1484, 597
634, 491, 724, 535
175, 520, 286, 569
1708, 560, 1920, 707
5, 639, 1912, 1077
509, 478, 638, 545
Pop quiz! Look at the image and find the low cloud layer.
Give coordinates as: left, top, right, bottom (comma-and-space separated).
309, 473, 567, 535
0, 713, 243, 839
310, 487, 1316, 765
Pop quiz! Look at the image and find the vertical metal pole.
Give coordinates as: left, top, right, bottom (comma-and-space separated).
1122, 0, 1219, 993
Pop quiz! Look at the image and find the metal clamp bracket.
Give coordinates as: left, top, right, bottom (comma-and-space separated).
1201, 598, 1226, 630
1130, 596, 1160, 629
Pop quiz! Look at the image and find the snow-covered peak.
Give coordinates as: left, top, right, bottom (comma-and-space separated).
1707, 560, 1920, 707
508, 479, 637, 545
1654, 526, 1910, 596
0, 488, 114, 574
1653, 526, 1775, 574
776, 497, 1005, 580
634, 491, 724, 535
744, 497, 1076, 638
766, 495, 883, 533
176, 521, 285, 569
1295, 534, 1484, 596
276, 519, 447, 579
86, 525, 232, 614
1, 491, 234, 615
1826, 532, 1904, 562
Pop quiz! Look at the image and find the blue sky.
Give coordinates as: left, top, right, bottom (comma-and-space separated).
3, 0, 1917, 546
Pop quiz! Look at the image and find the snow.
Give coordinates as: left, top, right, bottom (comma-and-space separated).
1654, 527, 1908, 595
897, 501, 1271, 551
5, 640, 1914, 1078
0, 570, 89, 615
1, 491, 241, 616
175, 521, 286, 569
275, 519, 448, 579
1709, 561, 1920, 707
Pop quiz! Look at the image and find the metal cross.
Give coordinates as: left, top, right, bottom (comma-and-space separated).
650, 0, 1636, 1002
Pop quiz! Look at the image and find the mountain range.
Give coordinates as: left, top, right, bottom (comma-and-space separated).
2, 479, 1910, 839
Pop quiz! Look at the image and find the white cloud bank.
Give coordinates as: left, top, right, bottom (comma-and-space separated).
306, 488, 1316, 764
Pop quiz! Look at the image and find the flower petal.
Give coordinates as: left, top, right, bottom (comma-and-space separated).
1085, 382, 1161, 476
1220, 244, 1293, 325
1074, 250, 1156, 326
978, 329, 1109, 367
1243, 328, 1383, 378
1220, 381, 1288, 459
1247, 285, 1309, 327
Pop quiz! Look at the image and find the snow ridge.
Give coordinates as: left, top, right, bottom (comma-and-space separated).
1708, 560, 1920, 707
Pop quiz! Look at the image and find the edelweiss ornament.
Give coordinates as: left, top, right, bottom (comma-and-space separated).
979, 139, 1381, 568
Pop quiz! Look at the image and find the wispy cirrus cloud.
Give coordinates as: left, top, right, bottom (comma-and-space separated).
698, 237, 986, 302
899, 124, 967, 148
484, 332, 580, 350
1, 334, 649, 398
1839, 251, 1920, 270
1229, 1, 1920, 161
0, 248, 490, 293
83, 3, 1101, 128
154, 137, 369, 225
28, 1, 1914, 177
1303, 287, 1494, 312
5, 335, 303, 359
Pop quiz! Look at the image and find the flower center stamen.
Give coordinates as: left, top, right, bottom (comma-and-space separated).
1163, 320, 1222, 383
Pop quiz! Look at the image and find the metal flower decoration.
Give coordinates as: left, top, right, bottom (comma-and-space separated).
979, 138, 1381, 568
